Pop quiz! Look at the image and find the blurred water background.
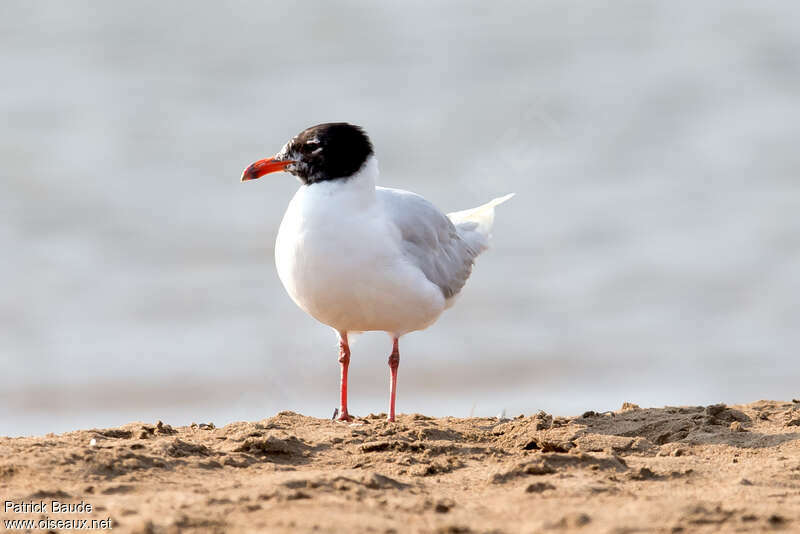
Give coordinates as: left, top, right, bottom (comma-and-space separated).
2, 1, 799, 436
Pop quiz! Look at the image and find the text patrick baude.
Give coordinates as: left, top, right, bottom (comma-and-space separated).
5, 500, 94, 514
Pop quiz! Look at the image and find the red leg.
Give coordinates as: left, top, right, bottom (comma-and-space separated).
337, 332, 352, 421
388, 337, 399, 422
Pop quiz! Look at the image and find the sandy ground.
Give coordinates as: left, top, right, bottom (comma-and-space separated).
1, 400, 799, 533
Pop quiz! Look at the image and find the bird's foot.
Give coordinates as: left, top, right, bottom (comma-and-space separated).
336, 411, 353, 422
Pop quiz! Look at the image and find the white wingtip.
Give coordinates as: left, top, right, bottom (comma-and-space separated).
488, 193, 515, 207
447, 192, 516, 247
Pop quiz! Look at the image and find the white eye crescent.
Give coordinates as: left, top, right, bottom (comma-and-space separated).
305, 137, 322, 154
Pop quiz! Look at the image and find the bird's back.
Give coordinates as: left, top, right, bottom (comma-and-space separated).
378, 187, 512, 305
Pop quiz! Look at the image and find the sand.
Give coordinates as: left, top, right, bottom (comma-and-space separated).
1, 400, 799, 533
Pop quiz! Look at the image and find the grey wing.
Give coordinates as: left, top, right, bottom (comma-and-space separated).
377, 187, 482, 300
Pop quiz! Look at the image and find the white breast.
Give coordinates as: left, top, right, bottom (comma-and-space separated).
274, 156, 445, 336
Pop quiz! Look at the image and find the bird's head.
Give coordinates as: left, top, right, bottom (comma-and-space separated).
241, 122, 373, 185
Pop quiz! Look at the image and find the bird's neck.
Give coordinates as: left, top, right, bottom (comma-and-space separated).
305, 155, 379, 201
345, 154, 379, 192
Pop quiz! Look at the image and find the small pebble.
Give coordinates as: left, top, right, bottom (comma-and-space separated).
768, 514, 785, 525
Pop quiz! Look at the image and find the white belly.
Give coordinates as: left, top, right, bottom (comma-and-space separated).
274, 183, 445, 336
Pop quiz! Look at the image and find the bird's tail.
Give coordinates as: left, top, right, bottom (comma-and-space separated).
447, 193, 515, 254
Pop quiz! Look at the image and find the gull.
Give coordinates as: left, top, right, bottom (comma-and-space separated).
242, 123, 513, 421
